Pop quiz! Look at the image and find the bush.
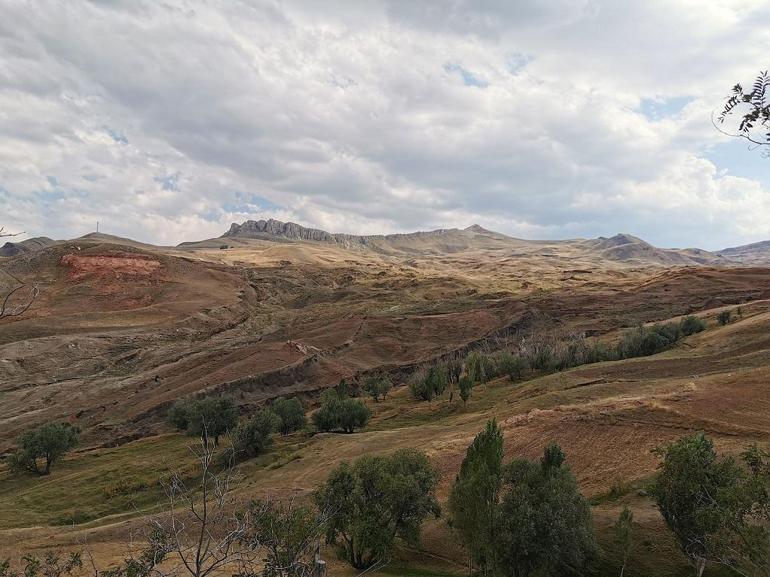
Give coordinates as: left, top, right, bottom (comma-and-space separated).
717, 310, 732, 325
679, 315, 706, 336
458, 376, 473, 406
465, 351, 496, 383
10, 422, 79, 476
271, 397, 306, 435
230, 409, 279, 462
616, 322, 681, 359
409, 365, 449, 401
493, 351, 529, 381
312, 390, 369, 433
168, 397, 238, 446
362, 373, 392, 402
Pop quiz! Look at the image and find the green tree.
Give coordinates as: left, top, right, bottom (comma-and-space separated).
717, 309, 732, 326
10, 422, 79, 475
495, 443, 597, 577
614, 506, 633, 577
653, 433, 770, 577
338, 398, 370, 433
229, 409, 279, 462
271, 396, 306, 435
362, 373, 392, 402
458, 376, 472, 407
314, 449, 440, 570
312, 390, 369, 433
448, 420, 504, 575
718, 71, 770, 150
167, 397, 238, 447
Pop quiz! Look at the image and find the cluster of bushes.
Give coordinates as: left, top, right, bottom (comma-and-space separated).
168, 394, 306, 464
616, 315, 705, 359
361, 372, 392, 402
311, 389, 370, 433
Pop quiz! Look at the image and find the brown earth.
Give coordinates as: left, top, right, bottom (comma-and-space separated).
1, 230, 769, 576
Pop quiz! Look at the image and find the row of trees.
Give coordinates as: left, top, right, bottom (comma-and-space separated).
407, 315, 709, 408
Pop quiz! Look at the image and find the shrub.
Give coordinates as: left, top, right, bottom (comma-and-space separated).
312, 390, 369, 433
493, 351, 529, 381
679, 315, 706, 336
167, 396, 238, 446
409, 365, 449, 401
230, 409, 279, 462
362, 373, 392, 402
458, 376, 473, 406
10, 422, 79, 476
717, 310, 732, 326
271, 396, 306, 435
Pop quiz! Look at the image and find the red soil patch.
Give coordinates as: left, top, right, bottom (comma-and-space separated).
61, 254, 162, 281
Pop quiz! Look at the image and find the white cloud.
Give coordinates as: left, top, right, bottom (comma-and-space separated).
0, 0, 768, 249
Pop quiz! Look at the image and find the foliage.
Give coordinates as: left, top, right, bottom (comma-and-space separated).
458, 376, 472, 406
717, 310, 732, 326
616, 322, 681, 359
0, 553, 82, 577
10, 423, 79, 476
244, 498, 327, 577
496, 444, 597, 577
494, 351, 529, 381
362, 373, 392, 402
448, 420, 504, 574
311, 389, 370, 433
229, 409, 279, 463
719, 71, 770, 151
653, 433, 770, 577
465, 351, 495, 384
271, 397, 306, 435
314, 448, 440, 570
679, 315, 706, 336
614, 507, 633, 577
409, 365, 449, 402
167, 397, 238, 446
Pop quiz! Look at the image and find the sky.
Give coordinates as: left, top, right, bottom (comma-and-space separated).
1, 0, 769, 250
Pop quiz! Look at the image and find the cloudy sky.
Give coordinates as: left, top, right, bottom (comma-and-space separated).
1, 0, 769, 249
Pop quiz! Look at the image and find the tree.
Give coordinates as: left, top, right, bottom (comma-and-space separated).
614, 506, 633, 577
458, 376, 472, 406
718, 71, 770, 152
717, 309, 732, 326
271, 397, 306, 435
244, 498, 329, 577
362, 373, 392, 403
311, 389, 369, 433
10, 422, 79, 475
653, 433, 770, 577
495, 443, 597, 577
314, 449, 440, 570
167, 397, 238, 447
229, 409, 279, 462
337, 398, 370, 433
465, 351, 491, 384
448, 420, 503, 575
409, 365, 449, 402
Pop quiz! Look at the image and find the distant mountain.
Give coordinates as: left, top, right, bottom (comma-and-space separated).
586, 234, 729, 266
717, 240, 770, 265
221, 218, 529, 254
0, 237, 56, 257
220, 219, 732, 265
